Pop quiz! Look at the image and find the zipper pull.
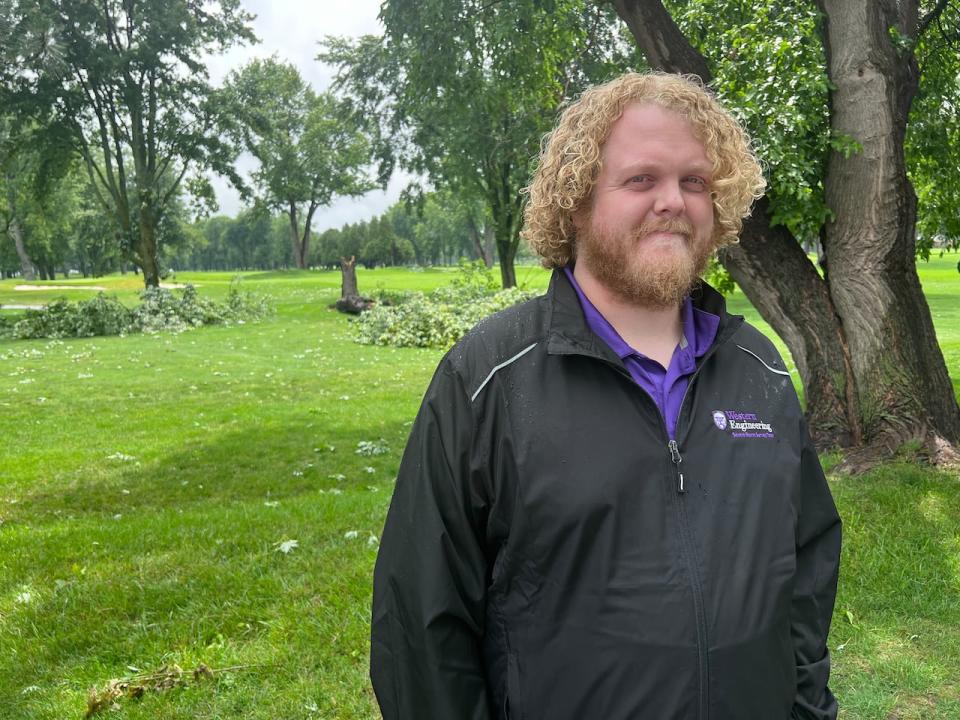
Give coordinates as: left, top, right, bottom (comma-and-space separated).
668, 439, 685, 494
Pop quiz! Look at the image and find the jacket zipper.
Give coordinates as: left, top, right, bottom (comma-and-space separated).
670, 436, 708, 720
586, 314, 740, 720
663, 334, 734, 720
668, 439, 685, 493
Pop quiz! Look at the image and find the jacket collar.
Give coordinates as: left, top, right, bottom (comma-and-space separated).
545, 268, 743, 360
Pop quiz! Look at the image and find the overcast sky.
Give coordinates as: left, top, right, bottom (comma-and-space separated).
203, 0, 411, 231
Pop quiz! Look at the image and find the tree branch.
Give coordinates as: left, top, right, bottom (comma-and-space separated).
919, 0, 952, 37
610, 0, 712, 80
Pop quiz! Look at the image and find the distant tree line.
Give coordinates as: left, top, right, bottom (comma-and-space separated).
167, 191, 516, 274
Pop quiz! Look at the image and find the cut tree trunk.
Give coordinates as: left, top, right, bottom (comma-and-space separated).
336, 255, 372, 314
341, 255, 359, 297
612, 0, 960, 464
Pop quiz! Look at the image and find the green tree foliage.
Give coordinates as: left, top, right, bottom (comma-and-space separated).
907, 1, 960, 256
666, 0, 960, 255
225, 57, 379, 269
321, 0, 640, 287
615, 0, 960, 455
172, 211, 292, 272
667, 0, 836, 244
0, 0, 255, 287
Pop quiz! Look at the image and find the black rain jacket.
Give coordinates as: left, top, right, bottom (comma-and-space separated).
371, 271, 841, 720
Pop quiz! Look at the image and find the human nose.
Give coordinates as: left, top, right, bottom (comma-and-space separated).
653, 180, 685, 216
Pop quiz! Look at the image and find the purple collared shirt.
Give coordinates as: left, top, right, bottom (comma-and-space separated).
563, 266, 720, 440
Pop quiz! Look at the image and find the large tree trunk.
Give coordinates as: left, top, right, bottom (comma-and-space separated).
467, 214, 493, 268
288, 202, 304, 269
815, 0, 960, 457
136, 218, 162, 288
4, 176, 36, 281
720, 197, 862, 448
490, 184, 521, 288
7, 216, 36, 282
612, 0, 960, 462
498, 244, 517, 288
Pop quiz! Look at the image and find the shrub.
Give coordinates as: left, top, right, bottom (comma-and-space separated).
10, 284, 272, 340
353, 262, 537, 348
12, 295, 132, 339
0, 314, 15, 340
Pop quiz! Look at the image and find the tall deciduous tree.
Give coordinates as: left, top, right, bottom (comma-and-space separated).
322, 0, 638, 287
612, 0, 960, 462
0, 0, 254, 287
226, 58, 378, 270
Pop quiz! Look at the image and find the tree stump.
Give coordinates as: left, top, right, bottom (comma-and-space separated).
335, 255, 373, 314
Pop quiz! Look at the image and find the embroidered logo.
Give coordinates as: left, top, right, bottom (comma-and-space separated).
712, 410, 775, 439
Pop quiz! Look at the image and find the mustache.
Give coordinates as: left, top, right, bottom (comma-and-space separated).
631, 218, 694, 240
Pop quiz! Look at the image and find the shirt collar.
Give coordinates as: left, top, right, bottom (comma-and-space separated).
562, 265, 719, 361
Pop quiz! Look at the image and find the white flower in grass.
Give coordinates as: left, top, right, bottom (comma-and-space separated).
367, 534, 379, 547
328, 488, 342, 495
264, 501, 279, 508
275, 539, 299, 554
343, 530, 359, 540
328, 473, 346, 481
364, 466, 375, 474
15, 589, 33, 604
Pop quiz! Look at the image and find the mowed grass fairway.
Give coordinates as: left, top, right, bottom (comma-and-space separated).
1, 255, 959, 719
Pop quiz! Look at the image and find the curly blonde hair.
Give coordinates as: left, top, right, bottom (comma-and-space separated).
522, 72, 766, 267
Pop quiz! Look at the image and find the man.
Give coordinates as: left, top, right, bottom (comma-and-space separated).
371, 72, 841, 720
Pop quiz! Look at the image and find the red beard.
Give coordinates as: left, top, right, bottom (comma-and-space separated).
576, 217, 714, 308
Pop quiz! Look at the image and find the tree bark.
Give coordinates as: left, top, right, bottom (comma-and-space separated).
136, 216, 162, 288
613, 0, 960, 460
340, 255, 359, 297
467, 214, 493, 268
815, 0, 960, 455
7, 216, 35, 282
720, 197, 861, 448
4, 175, 36, 281
498, 239, 517, 288
288, 201, 302, 269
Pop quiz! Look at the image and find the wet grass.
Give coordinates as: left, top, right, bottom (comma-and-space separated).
1, 254, 958, 718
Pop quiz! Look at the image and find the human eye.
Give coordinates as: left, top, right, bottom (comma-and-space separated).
627, 174, 654, 187
681, 176, 709, 193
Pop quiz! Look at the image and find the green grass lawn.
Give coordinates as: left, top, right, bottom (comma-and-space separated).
1, 254, 959, 719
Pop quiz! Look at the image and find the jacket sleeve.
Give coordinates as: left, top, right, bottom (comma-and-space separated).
370, 360, 493, 720
790, 420, 842, 720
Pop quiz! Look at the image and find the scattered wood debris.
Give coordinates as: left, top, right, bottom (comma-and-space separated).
84, 662, 255, 717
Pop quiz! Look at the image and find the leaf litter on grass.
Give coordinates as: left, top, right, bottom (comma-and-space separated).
83, 662, 253, 718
